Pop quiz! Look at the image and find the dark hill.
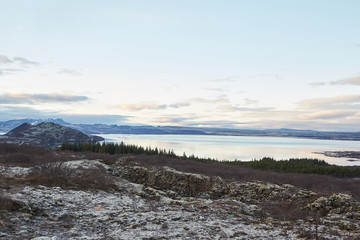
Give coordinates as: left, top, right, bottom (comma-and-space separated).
2, 122, 104, 149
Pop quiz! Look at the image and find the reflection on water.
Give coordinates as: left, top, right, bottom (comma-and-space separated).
99, 134, 360, 166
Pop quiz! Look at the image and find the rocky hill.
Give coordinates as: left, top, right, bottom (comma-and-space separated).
0, 122, 103, 148
0, 149, 359, 239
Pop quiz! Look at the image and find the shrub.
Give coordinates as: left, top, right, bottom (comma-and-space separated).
31, 161, 76, 179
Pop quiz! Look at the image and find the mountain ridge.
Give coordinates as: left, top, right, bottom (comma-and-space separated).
0, 118, 360, 141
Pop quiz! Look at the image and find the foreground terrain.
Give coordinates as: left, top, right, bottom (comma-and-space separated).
0, 144, 360, 239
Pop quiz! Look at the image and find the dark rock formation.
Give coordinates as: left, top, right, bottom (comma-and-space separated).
113, 158, 228, 198
1, 122, 104, 149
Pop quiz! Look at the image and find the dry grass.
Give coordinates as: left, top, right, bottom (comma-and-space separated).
0, 144, 117, 191
1, 143, 360, 199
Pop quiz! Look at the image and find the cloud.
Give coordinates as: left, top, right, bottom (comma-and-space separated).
0, 106, 57, 121
0, 55, 12, 64
188, 97, 230, 104
13, 56, 38, 65
202, 88, 224, 93
330, 76, 360, 85
186, 120, 246, 128
167, 97, 230, 109
310, 82, 327, 87
311, 76, 360, 86
297, 95, 360, 110
169, 102, 190, 108
114, 97, 229, 112
0, 54, 39, 76
145, 114, 244, 128
57, 68, 81, 76
0, 106, 130, 125
205, 76, 241, 82
301, 110, 354, 120
244, 98, 259, 105
62, 114, 131, 124
149, 115, 191, 125
114, 103, 167, 111
120, 97, 231, 111
217, 105, 274, 112
0, 68, 24, 76
0, 93, 90, 104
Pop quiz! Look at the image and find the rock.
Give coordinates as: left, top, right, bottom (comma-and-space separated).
114, 162, 227, 198
305, 193, 360, 219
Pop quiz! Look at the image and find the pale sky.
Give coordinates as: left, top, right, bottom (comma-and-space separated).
1, 0, 360, 131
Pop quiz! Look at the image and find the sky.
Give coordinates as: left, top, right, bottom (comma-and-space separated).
1, 0, 360, 131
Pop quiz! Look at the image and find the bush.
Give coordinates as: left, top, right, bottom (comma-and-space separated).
31, 161, 76, 179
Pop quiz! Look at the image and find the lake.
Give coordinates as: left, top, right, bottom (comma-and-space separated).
98, 134, 360, 166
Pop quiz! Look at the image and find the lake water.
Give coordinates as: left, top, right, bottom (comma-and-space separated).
99, 134, 360, 166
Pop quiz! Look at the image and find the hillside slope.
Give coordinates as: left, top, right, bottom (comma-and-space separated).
0, 122, 103, 148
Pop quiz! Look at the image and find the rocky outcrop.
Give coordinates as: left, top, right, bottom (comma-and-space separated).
1, 122, 104, 148
112, 158, 319, 204
113, 159, 228, 199
305, 193, 360, 219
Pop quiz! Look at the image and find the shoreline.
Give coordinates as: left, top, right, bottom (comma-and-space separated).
314, 151, 360, 161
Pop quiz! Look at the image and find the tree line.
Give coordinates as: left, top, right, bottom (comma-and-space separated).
59, 142, 360, 178
223, 157, 360, 178
60, 141, 181, 158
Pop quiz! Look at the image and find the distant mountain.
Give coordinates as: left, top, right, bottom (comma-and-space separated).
0, 118, 360, 141
0, 118, 70, 133
0, 122, 104, 149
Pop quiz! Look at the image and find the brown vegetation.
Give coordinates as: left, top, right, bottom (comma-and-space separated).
1, 143, 359, 199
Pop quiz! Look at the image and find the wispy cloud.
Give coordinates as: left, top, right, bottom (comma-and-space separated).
115, 97, 230, 112
202, 88, 224, 93
301, 110, 354, 120
0, 68, 24, 76
114, 103, 167, 111
309, 82, 327, 87
311, 75, 360, 86
0, 106, 130, 125
145, 114, 244, 128
218, 105, 274, 112
169, 102, 190, 108
297, 95, 360, 110
0, 55, 12, 64
0, 106, 57, 121
186, 120, 246, 128
0, 93, 90, 104
148, 115, 191, 125
205, 76, 241, 82
13, 56, 38, 65
244, 98, 259, 105
187, 97, 229, 104
168, 97, 230, 108
330, 76, 360, 85
62, 114, 130, 124
0, 54, 39, 76
57, 68, 81, 76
